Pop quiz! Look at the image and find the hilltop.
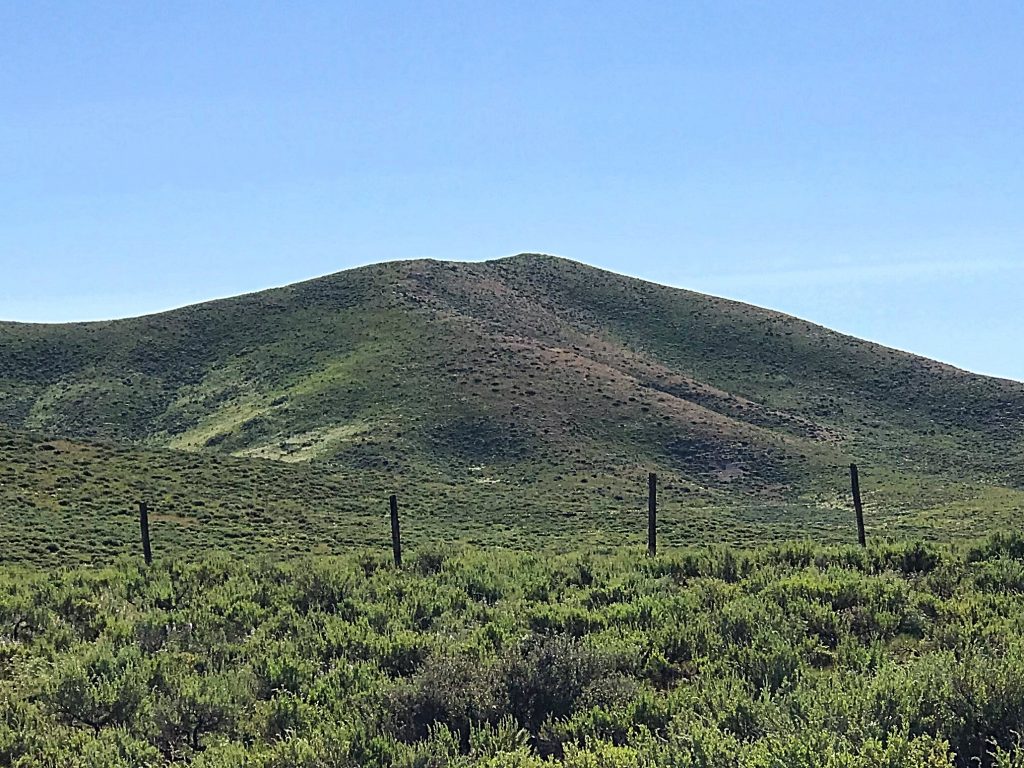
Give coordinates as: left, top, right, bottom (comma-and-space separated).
1, 254, 1022, 563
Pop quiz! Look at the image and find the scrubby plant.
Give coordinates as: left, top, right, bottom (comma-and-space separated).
1, 538, 1024, 765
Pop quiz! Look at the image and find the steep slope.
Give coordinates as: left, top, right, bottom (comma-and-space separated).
1, 254, 1022, 533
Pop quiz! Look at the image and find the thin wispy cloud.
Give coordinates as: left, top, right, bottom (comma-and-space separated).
693, 258, 1024, 292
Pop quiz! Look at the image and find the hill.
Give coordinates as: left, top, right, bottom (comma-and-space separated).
1, 254, 1023, 563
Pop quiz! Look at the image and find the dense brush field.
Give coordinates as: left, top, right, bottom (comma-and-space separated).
5, 538, 1024, 766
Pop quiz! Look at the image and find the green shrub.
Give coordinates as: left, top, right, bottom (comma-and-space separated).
4, 536, 1024, 765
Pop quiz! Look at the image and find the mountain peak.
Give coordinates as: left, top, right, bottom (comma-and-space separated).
487, 252, 571, 266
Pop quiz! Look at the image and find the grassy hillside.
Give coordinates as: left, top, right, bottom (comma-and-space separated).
4, 538, 1024, 766
1, 255, 1023, 564
6, 421, 1022, 568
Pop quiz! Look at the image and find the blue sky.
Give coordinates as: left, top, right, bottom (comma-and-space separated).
2, 2, 1022, 380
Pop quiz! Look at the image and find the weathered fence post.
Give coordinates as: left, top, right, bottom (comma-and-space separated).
138, 501, 152, 564
389, 494, 402, 567
648, 472, 657, 557
849, 464, 866, 547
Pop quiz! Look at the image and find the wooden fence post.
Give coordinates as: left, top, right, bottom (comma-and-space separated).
850, 464, 866, 547
138, 501, 152, 564
389, 494, 402, 567
648, 472, 657, 557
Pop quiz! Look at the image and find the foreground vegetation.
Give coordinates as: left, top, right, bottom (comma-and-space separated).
4, 537, 1024, 766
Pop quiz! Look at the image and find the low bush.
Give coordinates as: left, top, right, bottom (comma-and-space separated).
0, 538, 1023, 765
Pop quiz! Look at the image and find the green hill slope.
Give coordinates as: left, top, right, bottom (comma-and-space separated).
1, 254, 1022, 563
